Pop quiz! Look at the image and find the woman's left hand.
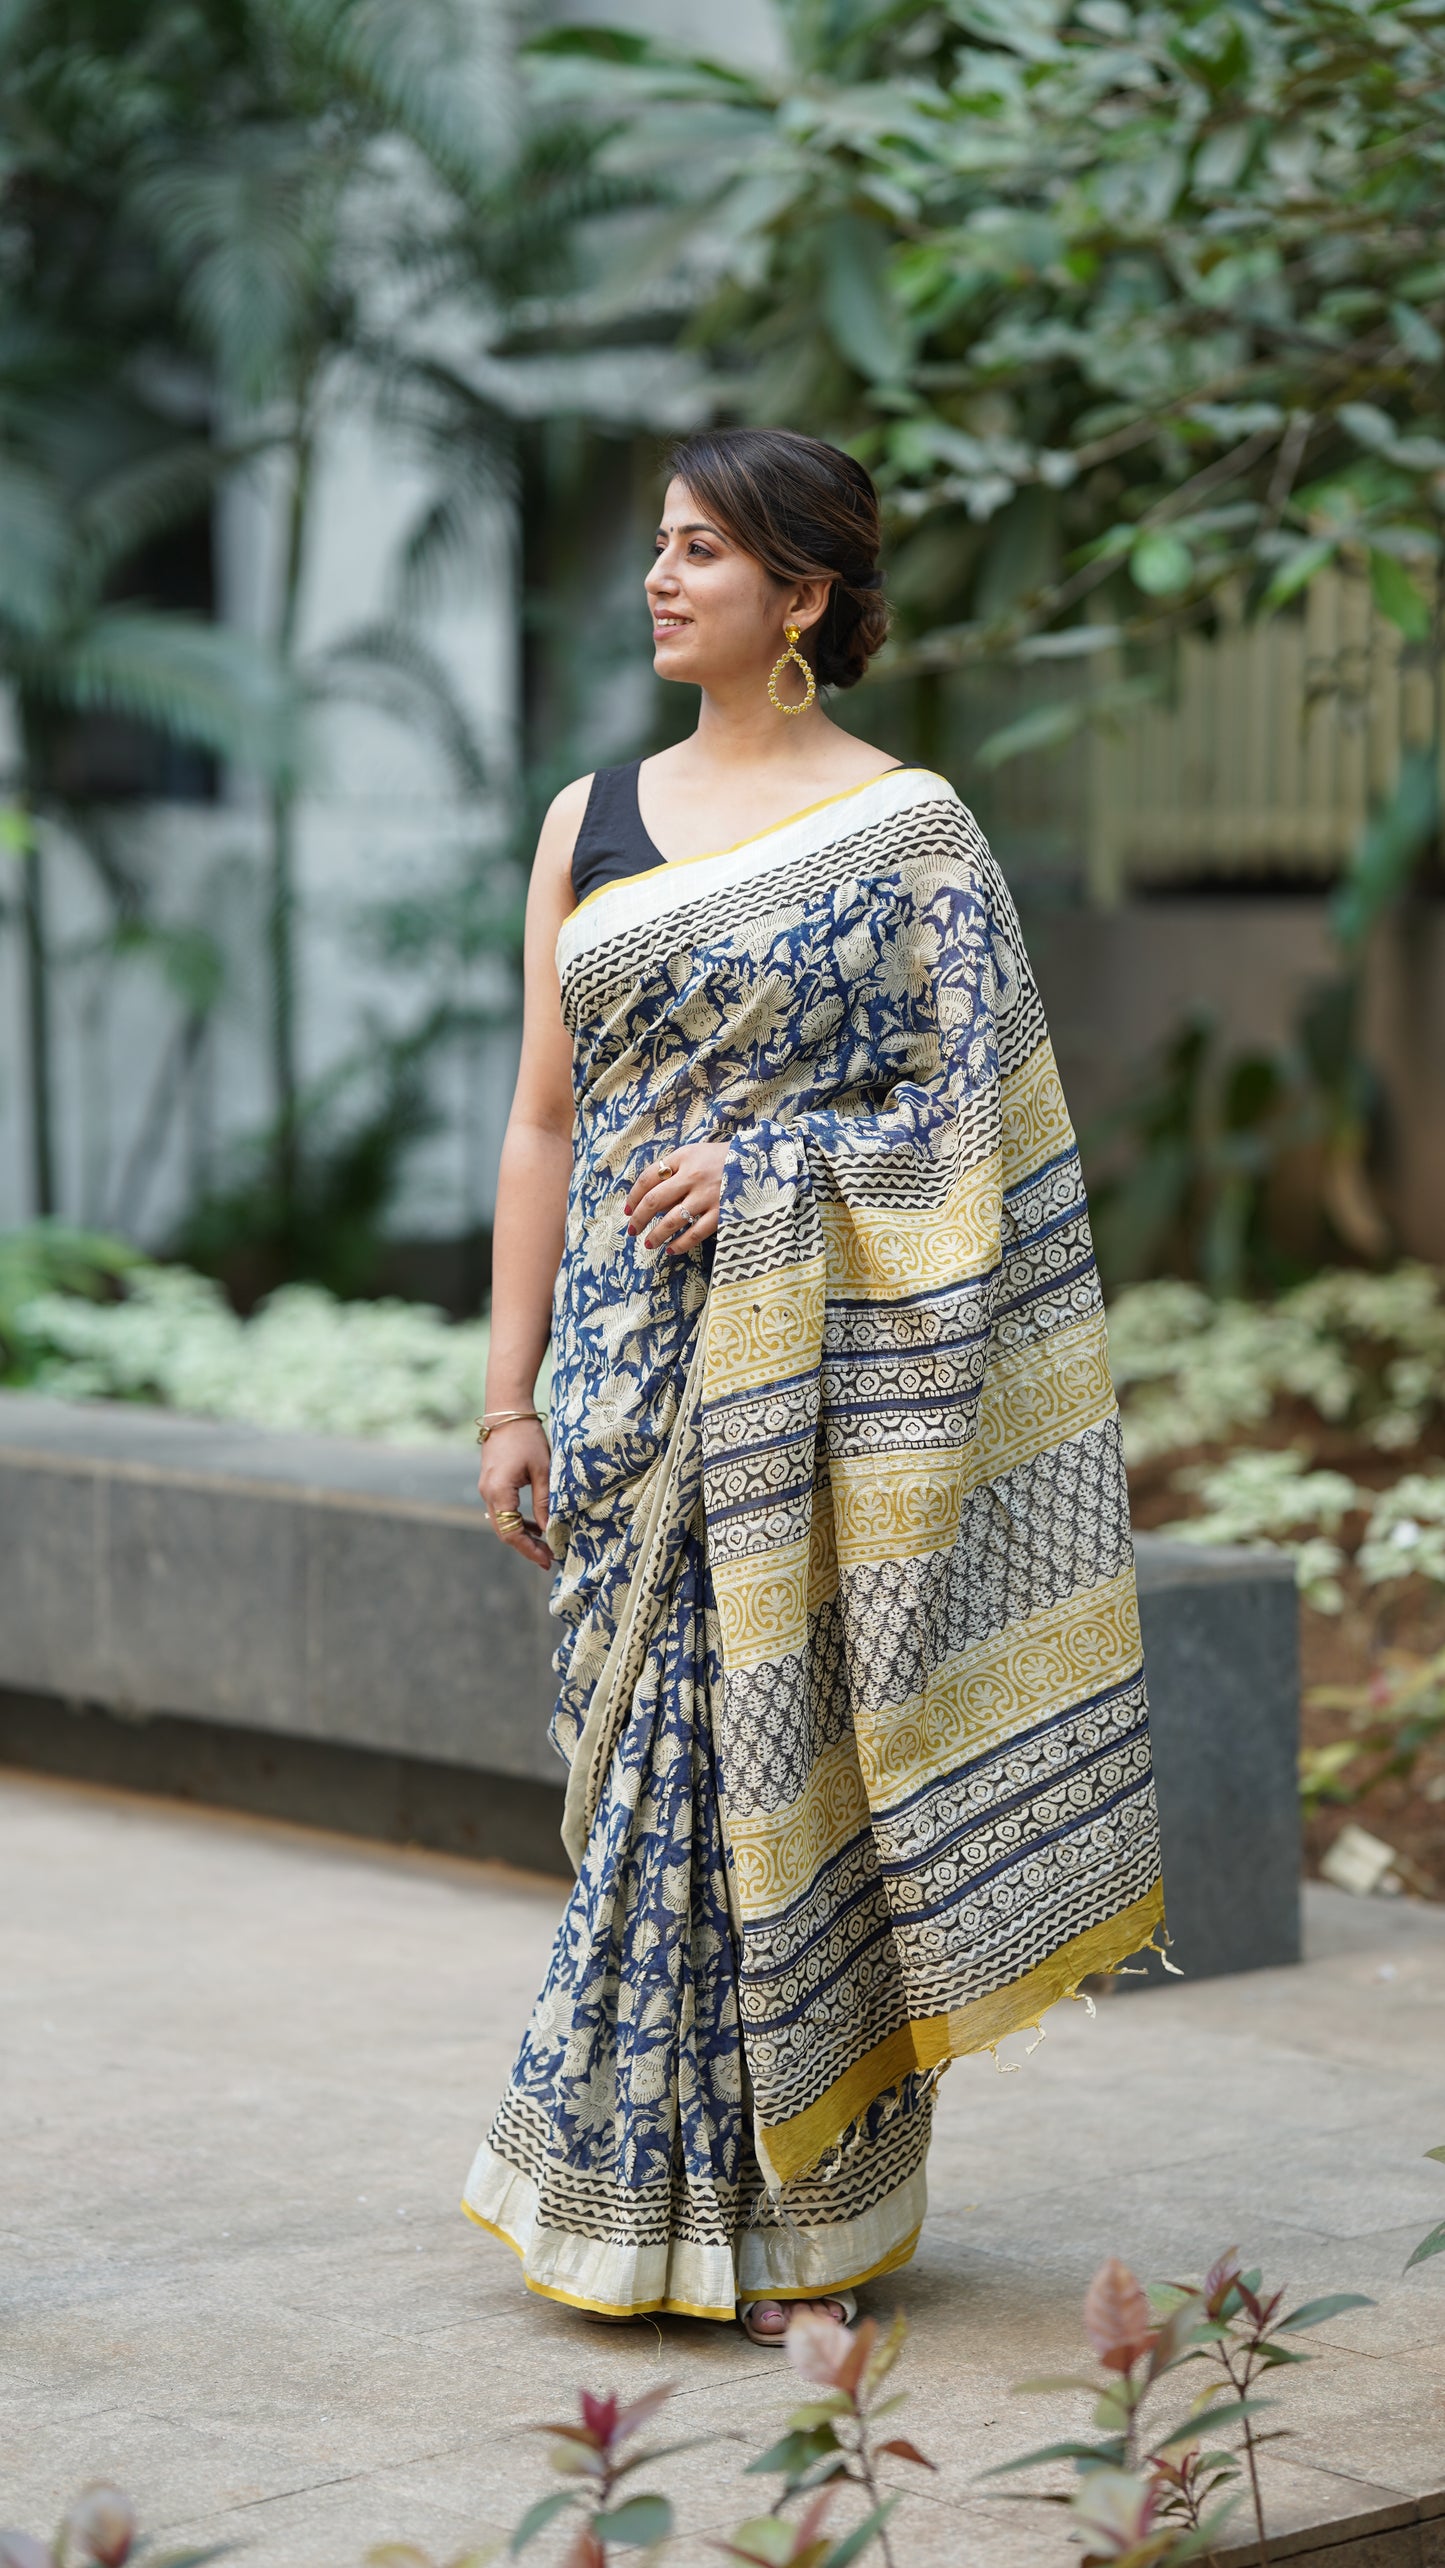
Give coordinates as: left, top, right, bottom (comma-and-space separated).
625, 1141, 734, 1255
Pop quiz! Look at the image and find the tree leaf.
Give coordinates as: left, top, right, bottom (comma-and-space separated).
1082, 2259, 1156, 2371
973, 700, 1085, 768
875, 2437, 936, 2470
822, 214, 912, 386
1152, 2400, 1269, 2449
1260, 537, 1336, 612
1331, 748, 1440, 953
745, 2426, 840, 2478
34, 613, 301, 783
593, 2493, 673, 2547
1130, 531, 1194, 595
981, 2441, 1122, 2477
1273, 2294, 1375, 2334
822, 2498, 900, 2568
1368, 550, 1431, 640
1406, 2220, 1445, 2273
507, 2490, 575, 2556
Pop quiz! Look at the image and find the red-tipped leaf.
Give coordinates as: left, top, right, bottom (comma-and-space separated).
1083, 2260, 1157, 2373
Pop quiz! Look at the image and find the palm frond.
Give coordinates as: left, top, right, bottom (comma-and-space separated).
391, 483, 502, 616
129, 134, 329, 402
273, 0, 517, 203
307, 619, 493, 795
74, 435, 227, 592
0, 457, 69, 635
25, 611, 302, 781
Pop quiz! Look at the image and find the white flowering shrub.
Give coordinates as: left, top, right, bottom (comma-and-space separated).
1356, 1475, 1445, 1592
13, 1266, 552, 1446
1153, 1449, 1362, 1611
1109, 1262, 1445, 1464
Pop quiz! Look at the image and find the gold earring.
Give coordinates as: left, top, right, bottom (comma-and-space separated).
767, 622, 816, 716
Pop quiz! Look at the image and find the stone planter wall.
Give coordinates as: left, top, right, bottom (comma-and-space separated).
0, 1391, 1301, 1973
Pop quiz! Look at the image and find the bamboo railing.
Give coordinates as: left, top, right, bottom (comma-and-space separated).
1082, 573, 1443, 904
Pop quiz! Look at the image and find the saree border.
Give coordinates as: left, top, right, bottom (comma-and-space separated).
755, 1881, 1168, 2187
555, 763, 959, 977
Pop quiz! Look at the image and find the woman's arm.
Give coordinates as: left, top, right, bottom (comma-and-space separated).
478, 778, 590, 1569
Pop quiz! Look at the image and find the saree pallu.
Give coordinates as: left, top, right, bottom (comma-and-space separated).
463, 764, 1166, 2317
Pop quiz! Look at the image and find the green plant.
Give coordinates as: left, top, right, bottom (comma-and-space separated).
13, 1266, 509, 1445
1302, 1647, 1445, 1816
172, 1015, 445, 1301
1107, 1264, 1445, 1465
1, 1, 648, 1255
726, 2306, 936, 2568
537, 2, 1445, 684
537, 0, 1445, 1277
0, 1221, 146, 1384
1083, 1012, 1323, 1302
92, 0, 510, 1222
503, 2312, 935, 2568
0, 2479, 223, 2568
989, 2249, 1372, 2568
1407, 2148, 1445, 2276
1154, 1447, 1362, 1611
505, 2383, 689, 2561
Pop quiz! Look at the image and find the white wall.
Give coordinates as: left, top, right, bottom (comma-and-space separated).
0, 380, 521, 1251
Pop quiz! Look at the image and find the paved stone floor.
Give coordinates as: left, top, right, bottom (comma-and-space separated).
4, 1772, 1445, 2568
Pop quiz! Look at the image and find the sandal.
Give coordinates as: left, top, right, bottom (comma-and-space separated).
738, 2289, 858, 2346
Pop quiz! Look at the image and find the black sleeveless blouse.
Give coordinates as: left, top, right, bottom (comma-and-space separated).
570, 759, 664, 908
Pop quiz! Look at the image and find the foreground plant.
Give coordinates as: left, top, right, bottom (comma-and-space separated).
501, 2312, 933, 2568
0, 2484, 221, 2568
1407, 2147, 1445, 2276
506, 2384, 694, 2561
1302, 1648, 1445, 1818
724, 2307, 936, 2568
990, 2250, 1373, 2568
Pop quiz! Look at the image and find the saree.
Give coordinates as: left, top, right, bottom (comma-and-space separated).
463, 764, 1166, 2318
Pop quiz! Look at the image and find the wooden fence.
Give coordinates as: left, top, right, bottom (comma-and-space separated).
1082, 573, 1442, 903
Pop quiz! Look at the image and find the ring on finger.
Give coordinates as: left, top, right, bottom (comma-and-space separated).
492, 1506, 525, 1532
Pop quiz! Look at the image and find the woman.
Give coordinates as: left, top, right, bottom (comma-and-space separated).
462, 427, 1166, 2344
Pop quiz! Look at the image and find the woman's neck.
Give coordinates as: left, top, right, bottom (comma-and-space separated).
684, 675, 835, 771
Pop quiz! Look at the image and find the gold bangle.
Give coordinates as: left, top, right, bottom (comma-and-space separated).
476, 1409, 543, 1444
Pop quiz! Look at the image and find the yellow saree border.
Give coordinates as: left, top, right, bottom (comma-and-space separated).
556, 763, 961, 978
459, 2199, 921, 2323
757, 1882, 1167, 2187
567, 761, 947, 918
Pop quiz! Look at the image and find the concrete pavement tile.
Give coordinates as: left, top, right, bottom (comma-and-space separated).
4, 1775, 1444, 2568
1312, 2294, 1445, 2358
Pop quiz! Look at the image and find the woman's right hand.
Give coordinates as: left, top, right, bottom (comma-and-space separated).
478, 1419, 553, 1570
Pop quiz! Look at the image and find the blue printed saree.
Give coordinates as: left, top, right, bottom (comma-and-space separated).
462, 765, 1166, 2319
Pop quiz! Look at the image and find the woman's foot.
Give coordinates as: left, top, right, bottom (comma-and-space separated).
739, 2291, 857, 2345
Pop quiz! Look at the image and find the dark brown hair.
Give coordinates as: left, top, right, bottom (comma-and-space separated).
665, 426, 889, 690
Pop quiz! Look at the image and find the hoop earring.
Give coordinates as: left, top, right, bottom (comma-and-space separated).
767, 622, 816, 716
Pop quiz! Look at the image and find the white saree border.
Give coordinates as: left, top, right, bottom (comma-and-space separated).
555, 762, 955, 979
460, 2136, 927, 2319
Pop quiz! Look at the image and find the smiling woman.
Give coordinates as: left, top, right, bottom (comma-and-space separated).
461, 426, 1168, 2350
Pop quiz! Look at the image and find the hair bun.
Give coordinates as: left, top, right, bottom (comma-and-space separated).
666, 427, 889, 692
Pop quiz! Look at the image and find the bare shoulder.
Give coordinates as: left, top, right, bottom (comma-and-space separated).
821, 727, 918, 787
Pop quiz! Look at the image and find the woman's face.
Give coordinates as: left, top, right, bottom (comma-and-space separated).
645, 477, 824, 690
